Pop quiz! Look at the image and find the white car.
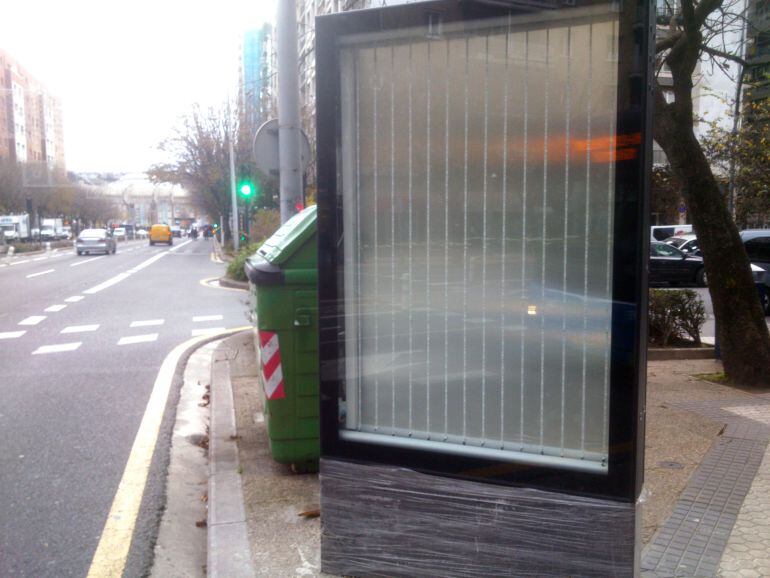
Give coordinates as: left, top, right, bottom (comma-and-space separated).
136, 229, 148, 238
112, 227, 127, 241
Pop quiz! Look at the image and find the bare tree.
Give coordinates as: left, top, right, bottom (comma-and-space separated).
148, 104, 240, 241
653, 0, 770, 385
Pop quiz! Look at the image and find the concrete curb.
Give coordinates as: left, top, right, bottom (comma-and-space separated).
207, 337, 256, 578
218, 276, 249, 291
648, 347, 716, 360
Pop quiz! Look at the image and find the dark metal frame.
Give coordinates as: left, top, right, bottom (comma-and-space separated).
316, 0, 653, 501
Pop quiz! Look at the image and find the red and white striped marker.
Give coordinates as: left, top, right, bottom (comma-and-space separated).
259, 330, 285, 400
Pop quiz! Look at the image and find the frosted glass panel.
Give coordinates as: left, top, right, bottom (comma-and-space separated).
340, 7, 619, 472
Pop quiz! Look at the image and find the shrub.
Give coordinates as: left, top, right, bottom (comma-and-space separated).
226, 242, 261, 282
250, 209, 280, 243
648, 289, 707, 346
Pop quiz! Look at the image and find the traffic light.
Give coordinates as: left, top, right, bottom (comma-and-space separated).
238, 180, 254, 199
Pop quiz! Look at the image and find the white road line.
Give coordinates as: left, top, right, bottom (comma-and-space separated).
10, 259, 31, 266
44, 304, 67, 312
130, 319, 164, 328
61, 324, 99, 334
0, 331, 26, 339
26, 269, 55, 279
117, 333, 158, 345
83, 272, 131, 294
71, 256, 105, 267
19, 316, 46, 326
191, 327, 226, 337
65, 296, 84, 303
192, 315, 223, 322
169, 240, 192, 252
33, 257, 47, 262
32, 342, 82, 354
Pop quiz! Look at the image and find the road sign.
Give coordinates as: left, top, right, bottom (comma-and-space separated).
252, 119, 312, 176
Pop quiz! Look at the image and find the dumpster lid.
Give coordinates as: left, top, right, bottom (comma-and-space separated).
256, 205, 317, 266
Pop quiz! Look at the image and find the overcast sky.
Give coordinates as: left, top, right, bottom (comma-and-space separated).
1, 0, 276, 173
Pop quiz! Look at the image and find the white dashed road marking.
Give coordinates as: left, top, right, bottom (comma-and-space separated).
33, 342, 82, 355
191, 327, 226, 337
33, 257, 47, 262
71, 256, 105, 267
117, 334, 158, 346
26, 269, 55, 278
130, 319, 164, 328
0, 331, 26, 339
44, 304, 67, 312
19, 316, 46, 326
192, 315, 223, 322
61, 324, 99, 334
65, 296, 84, 303
10, 259, 30, 266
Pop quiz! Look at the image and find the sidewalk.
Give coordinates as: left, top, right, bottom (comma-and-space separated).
204, 334, 770, 577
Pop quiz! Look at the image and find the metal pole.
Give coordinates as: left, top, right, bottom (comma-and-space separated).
277, 0, 302, 223
727, 8, 747, 222
229, 136, 239, 252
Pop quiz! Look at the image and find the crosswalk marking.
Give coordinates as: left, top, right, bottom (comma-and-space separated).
192, 315, 223, 322
61, 324, 100, 334
117, 333, 158, 346
130, 319, 164, 328
19, 316, 46, 326
0, 331, 26, 340
191, 327, 226, 337
33, 342, 82, 355
44, 304, 67, 312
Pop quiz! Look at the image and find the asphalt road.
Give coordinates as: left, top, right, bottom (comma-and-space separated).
0, 238, 250, 577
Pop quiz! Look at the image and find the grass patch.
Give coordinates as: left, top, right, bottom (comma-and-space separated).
693, 372, 732, 385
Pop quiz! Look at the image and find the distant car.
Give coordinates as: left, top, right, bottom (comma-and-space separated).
664, 234, 700, 256
149, 224, 173, 246
649, 241, 706, 286
112, 227, 127, 241
170, 226, 182, 238
76, 228, 117, 255
136, 228, 148, 238
40, 228, 57, 241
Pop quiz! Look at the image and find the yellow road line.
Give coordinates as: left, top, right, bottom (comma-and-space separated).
86, 326, 251, 578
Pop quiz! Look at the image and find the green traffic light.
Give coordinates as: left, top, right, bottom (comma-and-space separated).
239, 183, 253, 197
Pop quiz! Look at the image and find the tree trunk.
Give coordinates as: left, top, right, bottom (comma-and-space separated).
655, 116, 770, 385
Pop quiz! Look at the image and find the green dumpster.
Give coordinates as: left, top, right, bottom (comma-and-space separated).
244, 205, 318, 472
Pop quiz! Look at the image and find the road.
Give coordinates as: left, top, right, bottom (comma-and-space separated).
0, 238, 249, 577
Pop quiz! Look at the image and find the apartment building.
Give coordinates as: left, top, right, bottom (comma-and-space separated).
746, 0, 770, 104
0, 48, 65, 171
239, 24, 277, 133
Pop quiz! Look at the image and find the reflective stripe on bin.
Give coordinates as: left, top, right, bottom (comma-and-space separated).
259, 330, 285, 400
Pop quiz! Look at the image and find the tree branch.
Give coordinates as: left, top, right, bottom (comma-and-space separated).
700, 44, 749, 68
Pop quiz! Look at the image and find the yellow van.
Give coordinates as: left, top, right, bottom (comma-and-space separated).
149, 224, 173, 246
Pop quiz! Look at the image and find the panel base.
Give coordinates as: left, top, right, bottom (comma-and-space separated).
320, 458, 638, 578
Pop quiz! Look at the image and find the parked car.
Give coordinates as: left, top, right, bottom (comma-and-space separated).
112, 227, 127, 241
76, 228, 117, 255
40, 228, 57, 241
149, 224, 173, 246
664, 234, 700, 256
649, 241, 706, 286
651, 224, 693, 242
